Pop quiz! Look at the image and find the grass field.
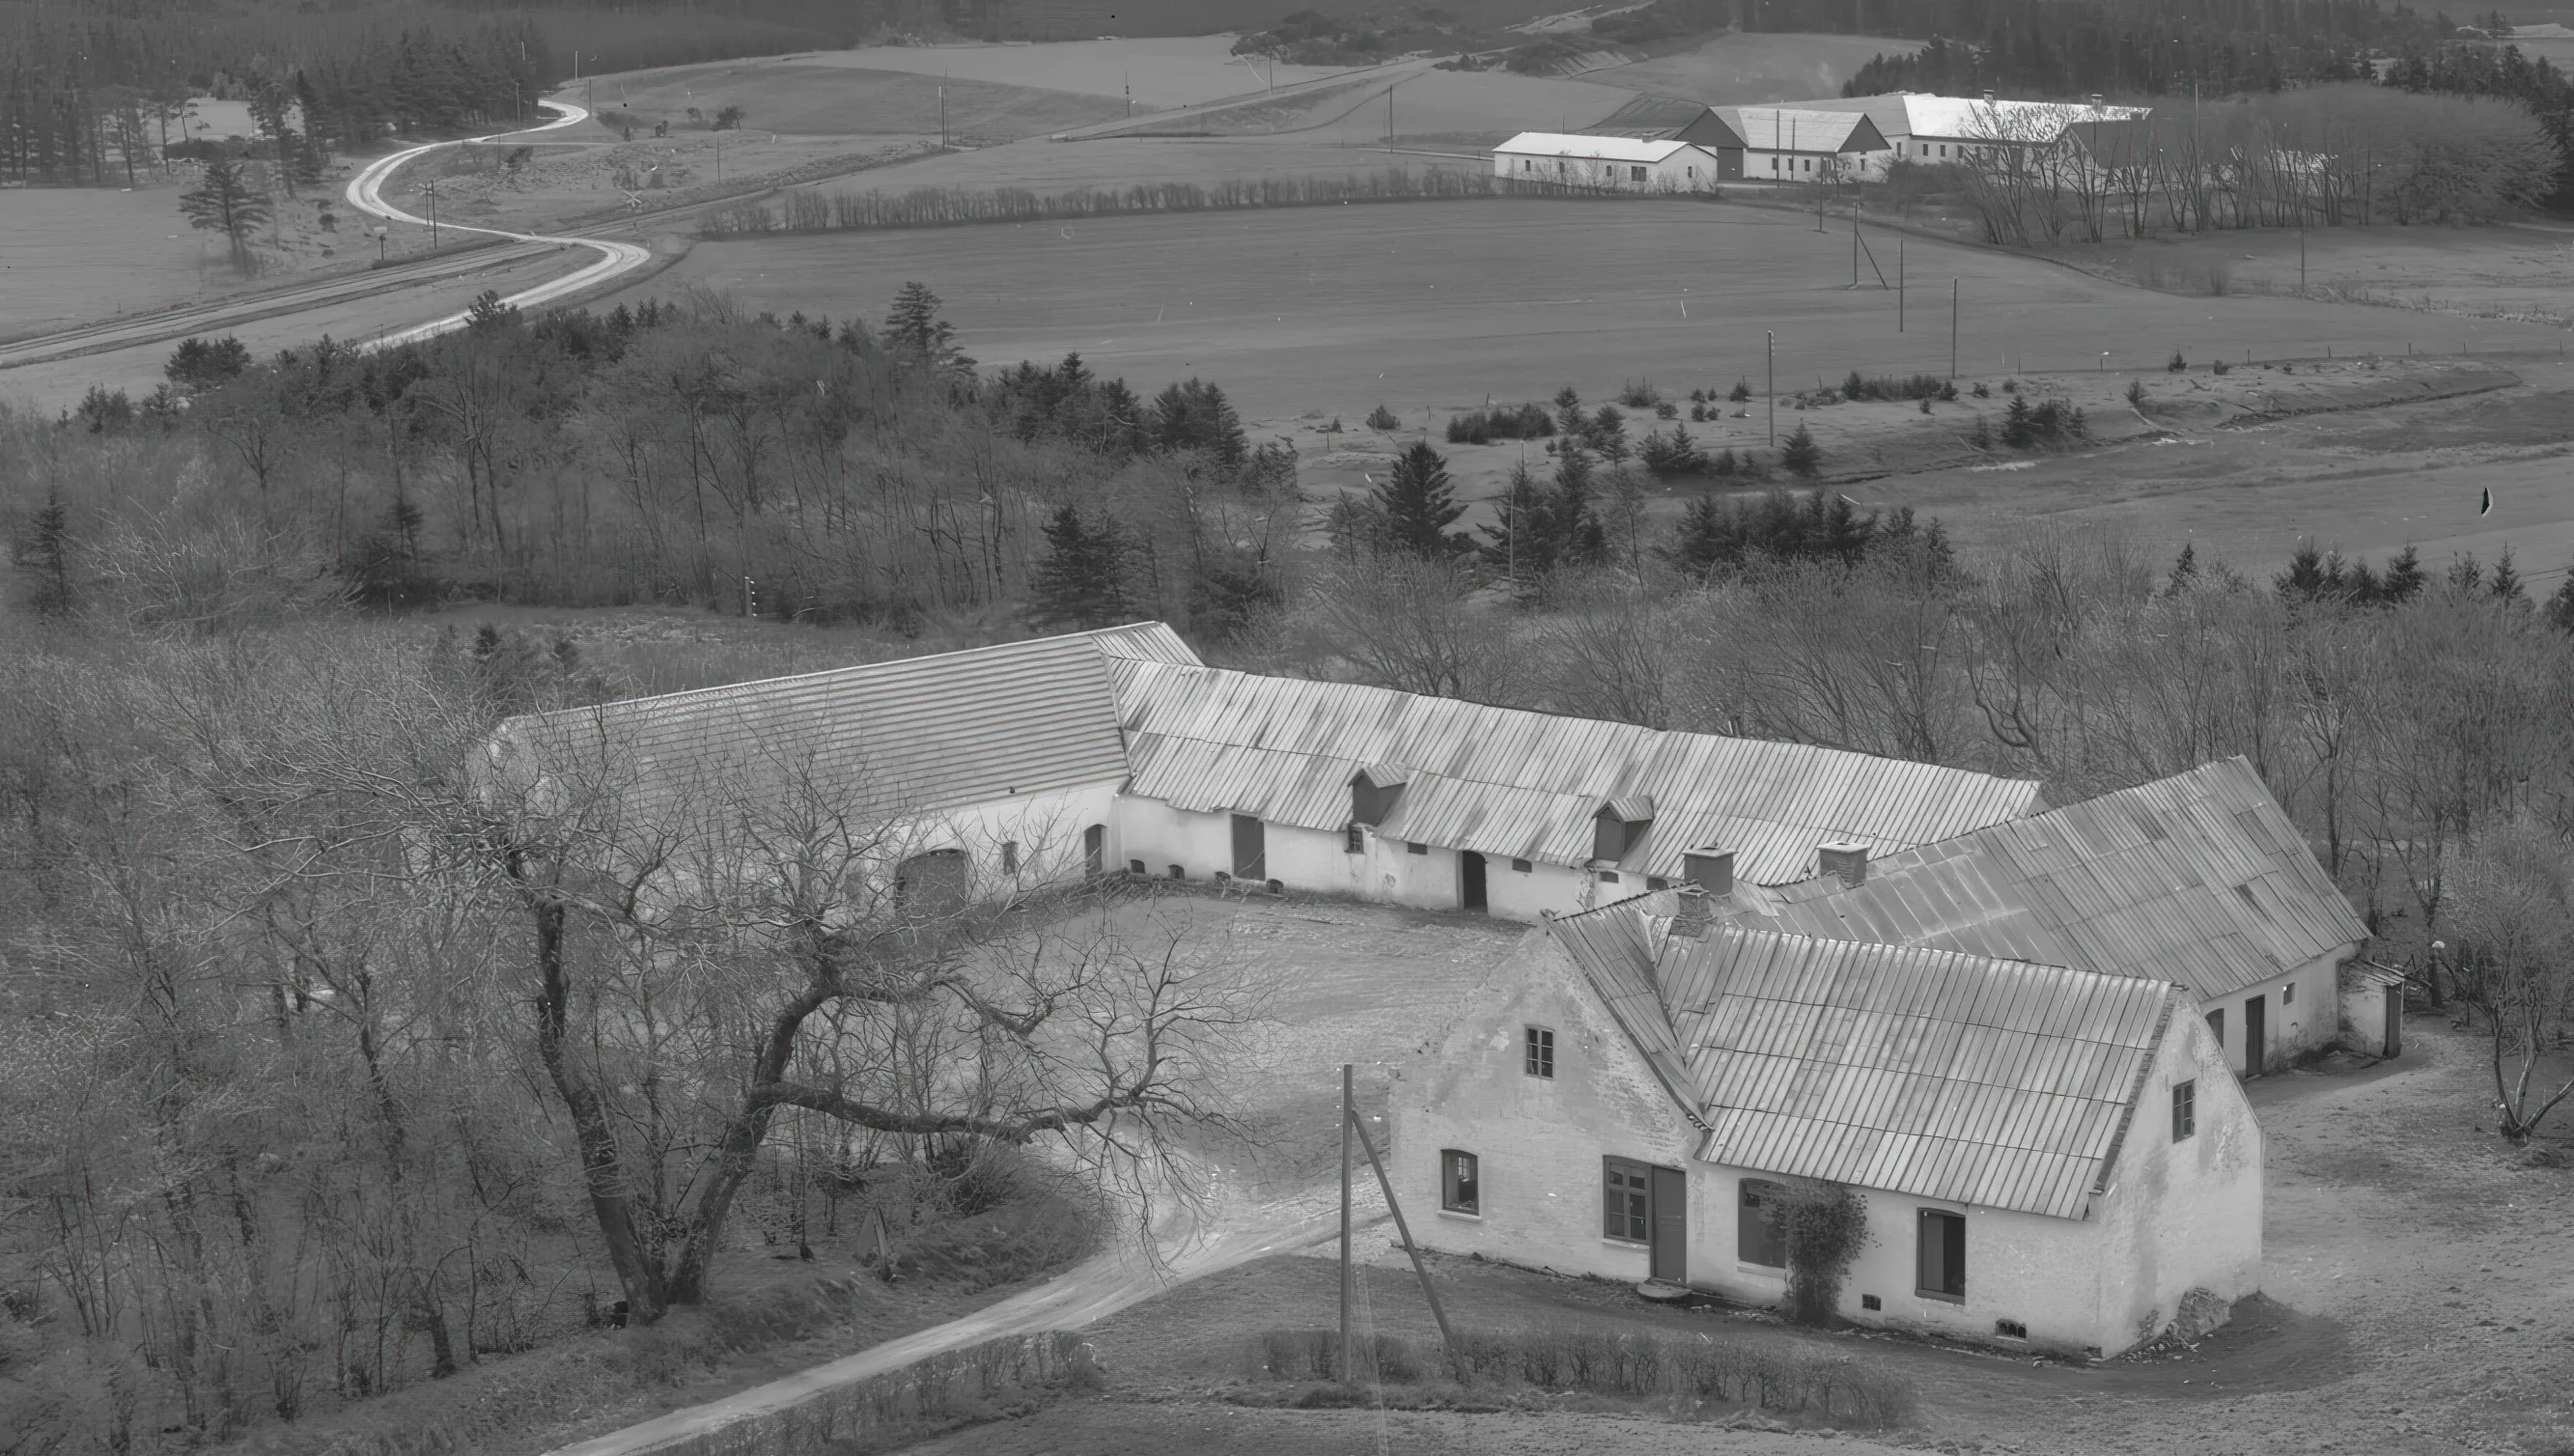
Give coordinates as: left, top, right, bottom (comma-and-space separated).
591, 59, 1129, 141
769, 38, 1358, 109
599, 197, 2574, 570
611, 199, 2568, 424
1589, 31, 1923, 104
0, 186, 237, 336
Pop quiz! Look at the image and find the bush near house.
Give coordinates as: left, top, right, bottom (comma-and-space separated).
1244, 1324, 1915, 1430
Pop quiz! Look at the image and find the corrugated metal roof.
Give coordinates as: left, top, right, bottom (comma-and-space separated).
1717, 107, 1887, 154
1579, 96, 1749, 149
492, 623, 1198, 821
1494, 131, 1704, 163
1107, 660, 2042, 885
1550, 908, 2179, 1219
1795, 93, 2149, 144
1722, 759, 2365, 1000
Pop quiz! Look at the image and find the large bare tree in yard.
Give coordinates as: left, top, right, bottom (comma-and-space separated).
483, 736, 1250, 1322
2447, 823, 2574, 1139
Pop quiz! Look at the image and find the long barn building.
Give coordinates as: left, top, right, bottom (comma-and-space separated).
489, 624, 2043, 922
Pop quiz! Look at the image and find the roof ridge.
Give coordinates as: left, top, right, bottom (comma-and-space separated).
1117, 658, 2038, 792
1707, 920, 2158, 997
503, 622, 1173, 731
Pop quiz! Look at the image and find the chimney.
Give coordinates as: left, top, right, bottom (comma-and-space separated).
2088, 93, 2104, 108
1683, 847, 1735, 898
1818, 841, 1870, 888
1981, 89, 1996, 102
1670, 884, 1711, 938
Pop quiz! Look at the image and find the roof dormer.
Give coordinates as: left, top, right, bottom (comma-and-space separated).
1593, 796, 1655, 862
1352, 764, 1407, 826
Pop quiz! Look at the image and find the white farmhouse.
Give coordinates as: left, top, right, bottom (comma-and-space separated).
490, 623, 2046, 921
1716, 758, 2372, 1080
1492, 131, 1724, 192
1391, 902, 2261, 1358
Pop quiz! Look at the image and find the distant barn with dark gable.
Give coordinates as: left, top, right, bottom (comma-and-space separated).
490, 623, 2044, 921
1580, 94, 1748, 178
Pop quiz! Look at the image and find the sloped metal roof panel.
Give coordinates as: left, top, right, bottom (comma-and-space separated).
496, 624, 1198, 824
1725, 759, 2365, 1000
1557, 910, 2179, 1219
1108, 660, 2041, 885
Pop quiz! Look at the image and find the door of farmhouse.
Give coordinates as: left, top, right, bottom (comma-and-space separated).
1649, 1165, 1687, 1284
1230, 814, 1266, 882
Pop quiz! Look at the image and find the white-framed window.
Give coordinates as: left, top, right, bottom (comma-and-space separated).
1441, 1150, 1480, 1214
1525, 1025, 1555, 1078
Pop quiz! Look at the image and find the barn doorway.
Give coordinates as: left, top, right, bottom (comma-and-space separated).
1230, 814, 1266, 882
1461, 851, 1488, 912
1083, 824, 1105, 880
2244, 994, 2267, 1078
1649, 1165, 1687, 1284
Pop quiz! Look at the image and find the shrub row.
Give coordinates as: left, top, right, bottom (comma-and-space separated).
1245, 1326, 1914, 1430
657, 1330, 1099, 1456
702, 171, 1692, 237
1445, 402, 1556, 444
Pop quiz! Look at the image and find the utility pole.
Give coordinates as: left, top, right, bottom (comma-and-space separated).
1898, 236, 1905, 331
426, 179, 437, 248
1950, 279, 1959, 378
1766, 330, 1776, 445
1337, 1063, 1354, 1385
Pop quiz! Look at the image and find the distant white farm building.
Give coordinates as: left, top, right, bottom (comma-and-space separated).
1794, 92, 2153, 170
1392, 900, 2262, 1358
1577, 94, 1750, 180
1714, 106, 1892, 182
1492, 131, 1723, 192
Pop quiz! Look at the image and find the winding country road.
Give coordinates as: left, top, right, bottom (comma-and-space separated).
342, 98, 652, 348
0, 97, 648, 376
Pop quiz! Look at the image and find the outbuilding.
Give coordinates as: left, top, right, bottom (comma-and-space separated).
1713, 107, 1891, 182
1392, 902, 2261, 1358
1492, 131, 1723, 192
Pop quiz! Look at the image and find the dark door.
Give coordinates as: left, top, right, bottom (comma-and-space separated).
2244, 994, 2267, 1078
1083, 824, 1105, 880
2385, 986, 2403, 1058
1461, 851, 1488, 912
1648, 1165, 1687, 1284
1230, 814, 1265, 881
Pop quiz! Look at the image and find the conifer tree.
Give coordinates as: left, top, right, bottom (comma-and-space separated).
1370, 441, 1469, 558
1033, 506, 1133, 628
180, 156, 270, 274
1780, 422, 1822, 478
